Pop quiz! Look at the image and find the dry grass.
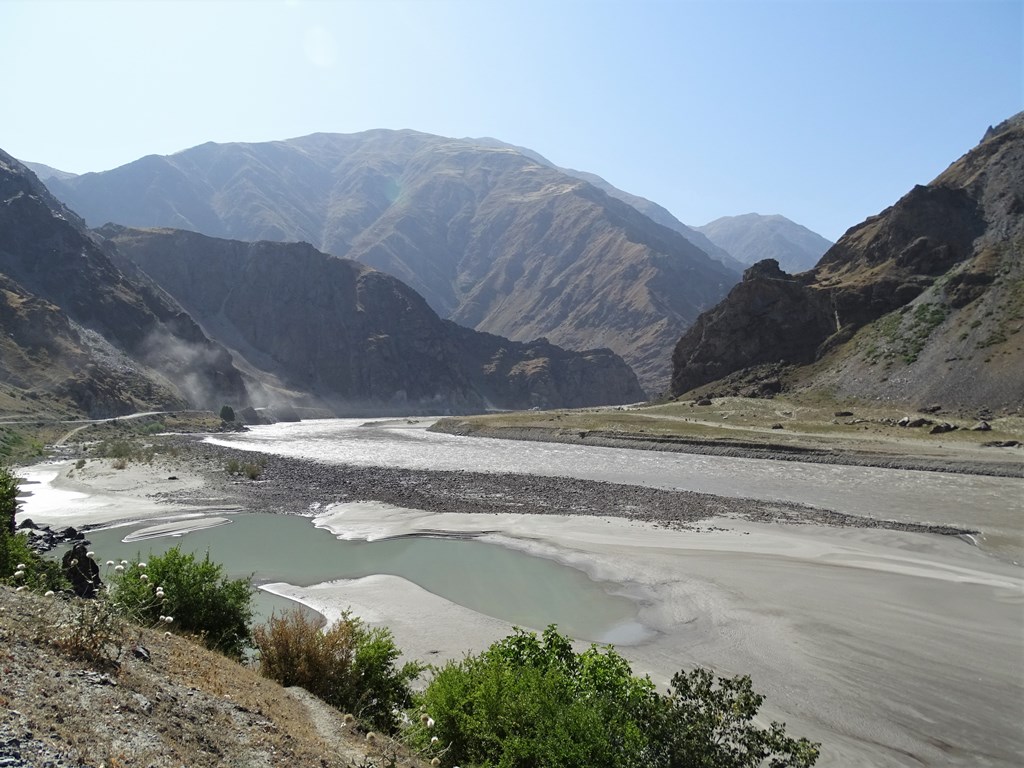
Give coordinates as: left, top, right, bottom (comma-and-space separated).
0, 586, 431, 768
437, 394, 1024, 469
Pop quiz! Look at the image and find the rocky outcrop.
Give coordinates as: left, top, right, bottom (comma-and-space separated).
105, 227, 645, 413
39, 131, 737, 392
671, 113, 1024, 411
670, 261, 835, 395
0, 150, 249, 416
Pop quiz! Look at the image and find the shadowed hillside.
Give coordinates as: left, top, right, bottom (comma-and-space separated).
104, 226, 645, 413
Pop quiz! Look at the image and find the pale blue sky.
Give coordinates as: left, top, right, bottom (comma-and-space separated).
2, 0, 1021, 240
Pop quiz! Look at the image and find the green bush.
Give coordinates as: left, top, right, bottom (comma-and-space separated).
254, 608, 422, 733
654, 667, 820, 767
219, 405, 236, 422
0, 465, 66, 593
415, 626, 819, 768
414, 626, 659, 768
111, 546, 254, 658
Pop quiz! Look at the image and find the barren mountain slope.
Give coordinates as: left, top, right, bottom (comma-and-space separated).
671, 114, 1024, 412
42, 131, 737, 392
697, 213, 832, 273
0, 150, 247, 417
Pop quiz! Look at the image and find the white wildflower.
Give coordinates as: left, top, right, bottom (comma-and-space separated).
15, 586, 26, 592
140, 574, 149, 582
164, 615, 173, 623
114, 565, 125, 573
44, 590, 55, 597
120, 559, 129, 565
86, 551, 95, 558
430, 736, 439, 744
106, 560, 115, 566
15, 563, 25, 570
13, 570, 24, 579
137, 562, 146, 570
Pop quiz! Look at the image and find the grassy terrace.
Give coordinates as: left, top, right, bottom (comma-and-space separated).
436, 395, 1024, 461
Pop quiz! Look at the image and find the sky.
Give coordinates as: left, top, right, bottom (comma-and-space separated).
1, 0, 1021, 241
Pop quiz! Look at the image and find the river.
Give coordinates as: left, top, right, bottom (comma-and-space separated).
206, 417, 1023, 561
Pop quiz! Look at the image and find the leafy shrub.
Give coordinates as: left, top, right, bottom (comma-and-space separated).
654, 667, 820, 767
111, 546, 254, 658
415, 626, 818, 768
414, 626, 659, 768
254, 608, 422, 733
219, 405, 236, 422
0, 465, 67, 593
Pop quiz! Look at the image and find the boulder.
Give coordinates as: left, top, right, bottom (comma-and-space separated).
61, 542, 102, 598
970, 421, 992, 431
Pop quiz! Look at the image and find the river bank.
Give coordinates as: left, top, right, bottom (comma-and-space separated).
14, 431, 1024, 768
430, 420, 1024, 477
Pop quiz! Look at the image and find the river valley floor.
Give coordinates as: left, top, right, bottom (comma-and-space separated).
14, 425, 1024, 768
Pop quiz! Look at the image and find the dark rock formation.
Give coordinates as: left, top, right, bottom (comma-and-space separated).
61, 542, 101, 598
671, 113, 1024, 411
670, 260, 836, 395
105, 227, 645, 412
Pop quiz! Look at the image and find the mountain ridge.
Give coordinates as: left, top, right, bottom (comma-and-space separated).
103, 225, 646, 414
39, 130, 738, 391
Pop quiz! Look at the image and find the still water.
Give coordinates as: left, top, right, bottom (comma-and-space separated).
83, 512, 645, 643
206, 418, 1024, 559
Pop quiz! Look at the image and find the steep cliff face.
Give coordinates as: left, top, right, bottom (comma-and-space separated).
41, 131, 736, 392
106, 227, 646, 413
0, 150, 248, 416
671, 114, 1024, 411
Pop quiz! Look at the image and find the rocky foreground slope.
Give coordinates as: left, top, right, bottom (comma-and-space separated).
40, 131, 738, 391
671, 114, 1024, 411
0, 586, 424, 768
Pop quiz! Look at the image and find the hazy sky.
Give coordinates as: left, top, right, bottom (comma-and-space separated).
2, 0, 1021, 240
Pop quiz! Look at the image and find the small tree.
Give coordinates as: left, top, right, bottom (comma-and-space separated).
219, 405, 236, 422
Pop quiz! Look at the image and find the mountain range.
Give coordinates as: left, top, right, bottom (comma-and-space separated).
0, 152, 644, 418
671, 113, 1024, 411
36, 131, 744, 392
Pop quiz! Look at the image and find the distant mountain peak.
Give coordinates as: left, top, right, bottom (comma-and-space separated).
696, 213, 832, 274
